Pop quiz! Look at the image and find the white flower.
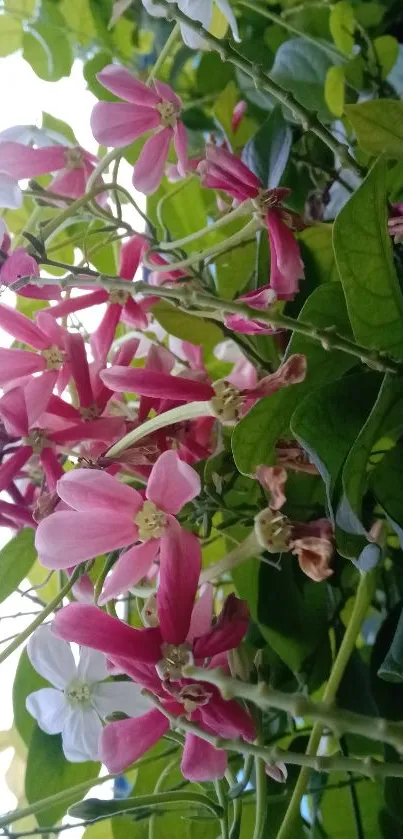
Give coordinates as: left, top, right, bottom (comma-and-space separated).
26, 626, 153, 762
142, 0, 239, 49
0, 173, 22, 210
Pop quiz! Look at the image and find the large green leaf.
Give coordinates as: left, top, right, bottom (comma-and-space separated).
23, 5, 73, 82
242, 106, 292, 189
345, 100, 403, 157
0, 13, 23, 56
151, 302, 222, 352
371, 441, 403, 548
0, 528, 36, 604
60, 0, 97, 46
333, 157, 403, 358
298, 223, 338, 285
270, 39, 334, 121
13, 651, 47, 748
25, 726, 100, 826
329, 1, 356, 55
232, 282, 355, 475
291, 372, 381, 519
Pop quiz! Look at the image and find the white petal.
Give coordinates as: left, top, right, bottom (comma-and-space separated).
62, 707, 102, 762
90, 681, 154, 720
27, 626, 77, 689
0, 174, 22, 210
77, 647, 108, 684
26, 688, 68, 735
142, 0, 167, 18
180, 23, 205, 48
215, 0, 240, 40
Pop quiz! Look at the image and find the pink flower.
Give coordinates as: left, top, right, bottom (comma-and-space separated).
101, 354, 307, 424
31, 145, 106, 202
231, 100, 247, 134
0, 229, 60, 301
256, 465, 288, 511
198, 145, 304, 324
91, 66, 188, 194
35, 450, 201, 595
0, 305, 75, 390
48, 236, 149, 361
52, 584, 253, 780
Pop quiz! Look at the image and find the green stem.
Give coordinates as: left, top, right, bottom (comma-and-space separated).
144, 219, 260, 272
276, 570, 376, 839
225, 769, 243, 839
157, 202, 251, 251
199, 532, 262, 584
106, 401, 214, 458
0, 568, 81, 666
148, 22, 181, 83
13, 205, 43, 250
215, 779, 230, 839
152, 0, 362, 175
70, 791, 223, 820
40, 184, 120, 241
149, 758, 178, 839
253, 719, 267, 839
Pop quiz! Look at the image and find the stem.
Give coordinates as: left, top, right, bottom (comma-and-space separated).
0, 773, 115, 828
40, 184, 120, 241
148, 23, 181, 83
225, 769, 243, 839
253, 720, 267, 839
151, 0, 362, 175
69, 791, 223, 820
199, 532, 262, 584
106, 401, 214, 458
149, 758, 178, 839
143, 219, 260, 272
13, 205, 43, 250
158, 203, 251, 251
215, 779, 230, 839
0, 568, 81, 666
275, 570, 376, 839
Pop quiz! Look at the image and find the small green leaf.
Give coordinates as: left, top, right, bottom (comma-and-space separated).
0, 529, 36, 604
330, 1, 356, 55
371, 441, 403, 548
59, 0, 96, 46
84, 51, 116, 102
13, 651, 47, 747
0, 14, 23, 56
324, 65, 345, 117
373, 35, 399, 79
354, 2, 384, 28
151, 302, 222, 352
370, 603, 403, 721
25, 726, 100, 826
232, 282, 355, 475
23, 18, 73, 81
242, 106, 292, 189
333, 157, 403, 357
5, 0, 36, 13
42, 112, 78, 147
345, 100, 403, 157
378, 603, 403, 682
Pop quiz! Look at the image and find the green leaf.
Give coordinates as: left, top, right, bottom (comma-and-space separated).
13, 651, 47, 748
321, 771, 384, 838
60, 0, 97, 46
213, 81, 257, 149
354, 2, 384, 28
0, 529, 36, 604
373, 35, 399, 79
25, 726, 99, 826
4, 0, 36, 13
291, 372, 381, 519
42, 112, 78, 146
342, 374, 403, 527
270, 39, 334, 121
242, 106, 292, 189
329, 1, 356, 55
148, 177, 207, 244
324, 65, 345, 117
151, 302, 222, 352
84, 51, 116, 101
23, 9, 73, 82
333, 157, 403, 357
370, 603, 403, 720
196, 51, 233, 94
214, 218, 255, 299
371, 441, 403, 548
298, 223, 338, 285
232, 282, 355, 475
378, 603, 403, 682
345, 100, 403, 158
0, 14, 23, 56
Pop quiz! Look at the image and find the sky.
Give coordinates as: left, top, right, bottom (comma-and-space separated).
0, 51, 134, 830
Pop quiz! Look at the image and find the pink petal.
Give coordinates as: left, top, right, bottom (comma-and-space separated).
47, 290, 107, 320
0, 248, 39, 287
227, 357, 258, 391
267, 210, 304, 300
101, 711, 168, 773
0, 142, 63, 178
52, 417, 124, 446
147, 450, 201, 514
100, 367, 213, 401
0, 446, 32, 492
193, 595, 249, 659
232, 100, 247, 134
91, 304, 122, 363
206, 144, 261, 193
64, 332, 94, 408
0, 349, 44, 386
50, 169, 87, 199
0, 387, 29, 436
153, 80, 182, 110
133, 129, 172, 195
181, 732, 227, 781
52, 603, 162, 662
119, 235, 146, 279
25, 373, 57, 426
256, 465, 287, 511
187, 584, 214, 642
253, 354, 307, 397
97, 65, 160, 106
0, 302, 48, 348
112, 337, 140, 367
35, 311, 65, 346
158, 522, 201, 644
57, 469, 142, 515
200, 695, 255, 740
91, 102, 160, 147
36, 510, 137, 568
99, 541, 159, 605
40, 447, 63, 493
123, 296, 148, 329
173, 120, 188, 177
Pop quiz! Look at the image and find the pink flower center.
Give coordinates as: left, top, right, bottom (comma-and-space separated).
141, 593, 158, 627
254, 507, 292, 553
64, 148, 85, 170
156, 642, 194, 681
23, 428, 49, 454
156, 101, 178, 128
79, 404, 101, 421
135, 500, 167, 541
210, 380, 244, 424
108, 288, 129, 305
41, 345, 65, 370
178, 683, 212, 714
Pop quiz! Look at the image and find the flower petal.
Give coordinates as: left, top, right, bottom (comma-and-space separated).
57, 469, 142, 515
173, 120, 188, 177
267, 210, 304, 300
91, 102, 160, 147
147, 450, 201, 514
27, 625, 76, 689
99, 541, 159, 605
97, 65, 160, 106
181, 732, 227, 781
0, 446, 32, 492
77, 647, 108, 683
62, 707, 102, 762
36, 510, 137, 568
91, 304, 122, 362
193, 594, 249, 659
91, 681, 154, 719
153, 80, 182, 110
200, 694, 255, 740
0, 174, 22, 209
0, 302, 48, 348
52, 603, 162, 663
26, 688, 68, 734
133, 129, 172, 195
187, 584, 214, 642
0, 349, 44, 386
216, 0, 240, 40
101, 711, 168, 773
119, 235, 147, 279
158, 522, 201, 644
